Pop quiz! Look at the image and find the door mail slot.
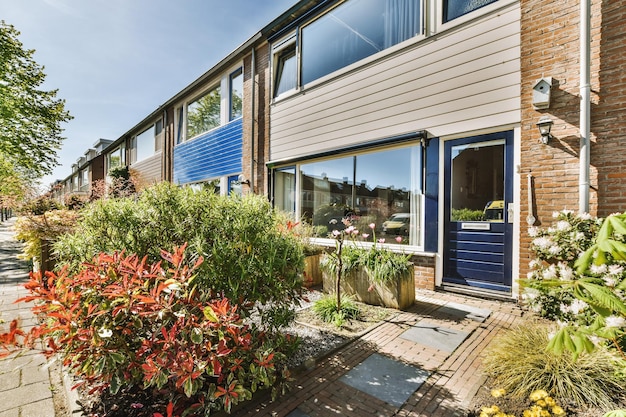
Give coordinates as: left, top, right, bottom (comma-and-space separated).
461, 222, 491, 231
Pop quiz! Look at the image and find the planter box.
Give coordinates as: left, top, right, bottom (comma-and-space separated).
322, 265, 415, 310
303, 254, 323, 287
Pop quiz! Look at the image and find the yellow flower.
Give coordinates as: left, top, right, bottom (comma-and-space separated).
529, 390, 549, 402
491, 388, 507, 398
535, 399, 547, 408
551, 405, 565, 416
540, 410, 550, 417
480, 413, 490, 417
545, 397, 556, 407
481, 405, 500, 415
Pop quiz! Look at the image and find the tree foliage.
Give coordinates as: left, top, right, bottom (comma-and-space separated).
0, 21, 72, 177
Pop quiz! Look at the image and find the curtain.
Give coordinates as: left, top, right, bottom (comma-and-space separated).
384, 0, 421, 49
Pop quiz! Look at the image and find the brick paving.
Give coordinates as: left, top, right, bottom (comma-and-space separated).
0, 218, 58, 417
234, 290, 525, 417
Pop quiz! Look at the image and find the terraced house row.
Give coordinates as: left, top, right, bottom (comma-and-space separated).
50, 0, 626, 300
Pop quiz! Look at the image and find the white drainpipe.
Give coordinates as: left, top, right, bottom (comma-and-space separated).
579, 0, 591, 213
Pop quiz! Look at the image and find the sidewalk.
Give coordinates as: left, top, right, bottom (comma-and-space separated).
0, 218, 61, 417
0, 215, 526, 416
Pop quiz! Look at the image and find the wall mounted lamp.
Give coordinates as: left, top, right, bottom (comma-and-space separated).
536, 116, 554, 144
238, 174, 250, 185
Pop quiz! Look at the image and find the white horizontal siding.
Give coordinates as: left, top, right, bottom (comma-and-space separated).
270, 2, 521, 162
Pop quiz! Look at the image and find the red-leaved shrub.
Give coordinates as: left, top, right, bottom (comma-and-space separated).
0, 244, 293, 415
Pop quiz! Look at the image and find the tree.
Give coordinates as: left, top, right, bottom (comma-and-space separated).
0, 21, 72, 177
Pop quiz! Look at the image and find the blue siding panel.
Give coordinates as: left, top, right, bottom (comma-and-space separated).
173, 118, 243, 184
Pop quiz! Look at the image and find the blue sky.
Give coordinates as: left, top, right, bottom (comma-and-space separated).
2, 0, 296, 188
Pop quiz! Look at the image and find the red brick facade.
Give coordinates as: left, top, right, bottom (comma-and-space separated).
519, 0, 626, 277
242, 43, 271, 197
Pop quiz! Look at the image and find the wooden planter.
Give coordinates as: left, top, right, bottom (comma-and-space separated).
303, 254, 323, 287
322, 265, 415, 310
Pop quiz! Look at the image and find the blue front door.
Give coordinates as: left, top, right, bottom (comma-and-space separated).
443, 131, 514, 292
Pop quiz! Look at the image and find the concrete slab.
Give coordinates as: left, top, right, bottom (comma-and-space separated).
436, 302, 491, 322
400, 323, 469, 353
339, 353, 429, 407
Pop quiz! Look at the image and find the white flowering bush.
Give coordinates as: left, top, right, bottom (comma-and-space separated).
521, 210, 626, 360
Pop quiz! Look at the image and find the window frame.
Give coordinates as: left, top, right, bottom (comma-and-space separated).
272, 142, 426, 251
131, 121, 161, 164
185, 83, 222, 141
229, 67, 244, 121
176, 64, 244, 143
272, 33, 298, 99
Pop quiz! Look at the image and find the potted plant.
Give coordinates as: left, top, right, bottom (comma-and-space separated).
320, 221, 415, 310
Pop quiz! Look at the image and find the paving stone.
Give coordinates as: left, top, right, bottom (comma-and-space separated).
1, 381, 52, 410
339, 353, 429, 407
20, 398, 56, 417
399, 322, 469, 353
436, 302, 491, 322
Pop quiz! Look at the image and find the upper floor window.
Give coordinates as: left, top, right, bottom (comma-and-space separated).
79, 168, 89, 191
187, 86, 221, 140
178, 65, 244, 143
443, 0, 498, 22
302, 0, 420, 86
131, 120, 163, 164
273, 0, 421, 97
273, 41, 297, 97
230, 68, 243, 120
106, 143, 125, 173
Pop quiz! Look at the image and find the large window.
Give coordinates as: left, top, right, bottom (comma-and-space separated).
443, 0, 498, 22
132, 121, 162, 164
279, 144, 422, 246
302, 0, 420, 85
187, 86, 221, 139
79, 168, 89, 192
179, 66, 244, 142
106, 143, 126, 174
273, 0, 421, 96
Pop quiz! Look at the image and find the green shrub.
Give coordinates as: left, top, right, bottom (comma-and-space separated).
312, 294, 361, 327
0, 246, 294, 415
14, 210, 78, 262
54, 182, 306, 329
18, 195, 63, 215
482, 320, 626, 408
520, 210, 625, 359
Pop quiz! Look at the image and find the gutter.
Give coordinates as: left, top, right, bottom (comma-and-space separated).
579, 0, 591, 213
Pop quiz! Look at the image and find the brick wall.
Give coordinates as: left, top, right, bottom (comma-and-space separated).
242, 42, 271, 197
411, 255, 435, 291
519, 0, 626, 277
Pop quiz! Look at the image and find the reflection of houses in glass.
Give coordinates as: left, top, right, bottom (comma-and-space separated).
300, 170, 411, 233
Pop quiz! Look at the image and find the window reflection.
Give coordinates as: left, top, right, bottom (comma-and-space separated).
187, 87, 221, 139
298, 145, 421, 245
443, 0, 498, 23
450, 140, 504, 222
301, 0, 421, 85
